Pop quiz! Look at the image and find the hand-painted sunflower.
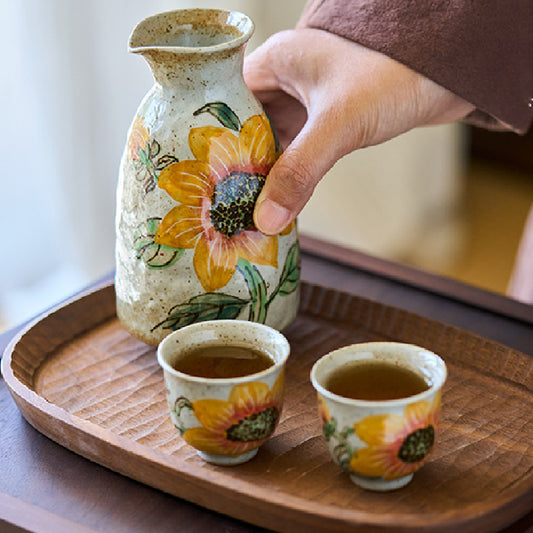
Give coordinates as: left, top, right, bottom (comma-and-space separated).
350, 392, 441, 480
182, 373, 284, 457
155, 113, 291, 292
128, 115, 150, 160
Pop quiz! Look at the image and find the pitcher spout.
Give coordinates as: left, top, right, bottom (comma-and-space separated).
129, 9, 254, 86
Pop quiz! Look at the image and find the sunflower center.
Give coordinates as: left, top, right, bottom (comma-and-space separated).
397, 425, 435, 463
226, 406, 279, 442
210, 171, 266, 238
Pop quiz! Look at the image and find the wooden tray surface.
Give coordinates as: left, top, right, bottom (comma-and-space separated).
2, 281, 532, 533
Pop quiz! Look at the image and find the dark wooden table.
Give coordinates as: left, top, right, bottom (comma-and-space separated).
1, 235, 532, 533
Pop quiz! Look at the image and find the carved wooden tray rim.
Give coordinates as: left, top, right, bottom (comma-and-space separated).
2, 281, 532, 533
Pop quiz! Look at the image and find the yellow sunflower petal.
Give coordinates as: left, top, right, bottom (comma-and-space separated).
349, 446, 390, 478
131, 115, 150, 139
404, 400, 431, 428
182, 426, 234, 455
270, 371, 285, 405
207, 130, 243, 179
155, 205, 204, 249
239, 114, 277, 167
158, 160, 212, 206
234, 231, 278, 268
189, 126, 241, 180
128, 115, 150, 159
280, 220, 296, 236
355, 413, 406, 446
189, 126, 225, 162
131, 114, 147, 132
193, 234, 238, 292
183, 426, 258, 456
190, 398, 235, 431
228, 381, 271, 412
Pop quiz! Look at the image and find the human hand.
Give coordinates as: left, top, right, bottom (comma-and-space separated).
244, 29, 474, 235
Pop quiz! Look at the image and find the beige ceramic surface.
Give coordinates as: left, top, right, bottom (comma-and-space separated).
115, 9, 300, 346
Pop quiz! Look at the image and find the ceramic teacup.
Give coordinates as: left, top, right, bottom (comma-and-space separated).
311, 342, 447, 491
157, 319, 290, 465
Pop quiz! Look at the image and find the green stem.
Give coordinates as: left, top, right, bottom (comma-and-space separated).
238, 259, 268, 323
265, 286, 279, 309
254, 280, 268, 323
332, 427, 355, 469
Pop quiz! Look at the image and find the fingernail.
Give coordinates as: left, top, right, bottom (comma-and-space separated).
255, 199, 291, 235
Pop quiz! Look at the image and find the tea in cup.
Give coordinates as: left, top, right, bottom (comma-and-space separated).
311, 342, 447, 491
157, 320, 290, 465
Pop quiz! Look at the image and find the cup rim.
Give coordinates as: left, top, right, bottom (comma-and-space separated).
129, 8, 254, 55
310, 341, 447, 407
157, 319, 290, 384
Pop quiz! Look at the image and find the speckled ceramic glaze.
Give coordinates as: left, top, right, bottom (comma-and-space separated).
157, 319, 290, 465
311, 342, 447, 491
116, 9, 300, 346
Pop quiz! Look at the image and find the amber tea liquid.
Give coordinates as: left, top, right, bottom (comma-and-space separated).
324, 360, 429, 401
172, 343, 274, 379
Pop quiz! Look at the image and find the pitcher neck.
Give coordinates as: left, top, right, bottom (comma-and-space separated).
139, 47, 245, 90
129, 9, 253, 90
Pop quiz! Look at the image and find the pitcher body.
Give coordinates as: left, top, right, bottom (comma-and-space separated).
116, 9, 300, 346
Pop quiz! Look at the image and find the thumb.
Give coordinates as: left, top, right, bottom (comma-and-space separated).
243, 47, 274, 93
254, 115, 345, 235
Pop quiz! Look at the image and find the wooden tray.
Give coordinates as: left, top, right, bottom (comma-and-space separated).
2, 281, 532, 533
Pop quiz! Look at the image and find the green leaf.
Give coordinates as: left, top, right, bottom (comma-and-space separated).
341, 427, 355, 438
133, 217, 183, 269
277, 242, 301, 296
153, 292, 250, 331
155, 154, 179, 171
323, 420, 337, 440
174, 396, 193, 435
143, 176, 157, 195
138, 147, 150, 166
193, 102, 241, 131
149, 139, 161, 157
236, 258, 268, 323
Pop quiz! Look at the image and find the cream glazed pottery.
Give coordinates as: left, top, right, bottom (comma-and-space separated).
115, 9, 300, 346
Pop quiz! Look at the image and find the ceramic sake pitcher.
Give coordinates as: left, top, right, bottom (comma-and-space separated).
115, 9, 300, 346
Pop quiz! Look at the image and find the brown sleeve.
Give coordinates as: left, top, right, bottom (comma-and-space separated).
299, 0, 533, 134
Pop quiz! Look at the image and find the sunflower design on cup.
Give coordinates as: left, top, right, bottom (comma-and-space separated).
174, 374, 284, 459
317, 393, 441, 483
348, 394, 441, 480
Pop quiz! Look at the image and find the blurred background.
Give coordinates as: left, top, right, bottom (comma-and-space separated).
1, 0, 532, 333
